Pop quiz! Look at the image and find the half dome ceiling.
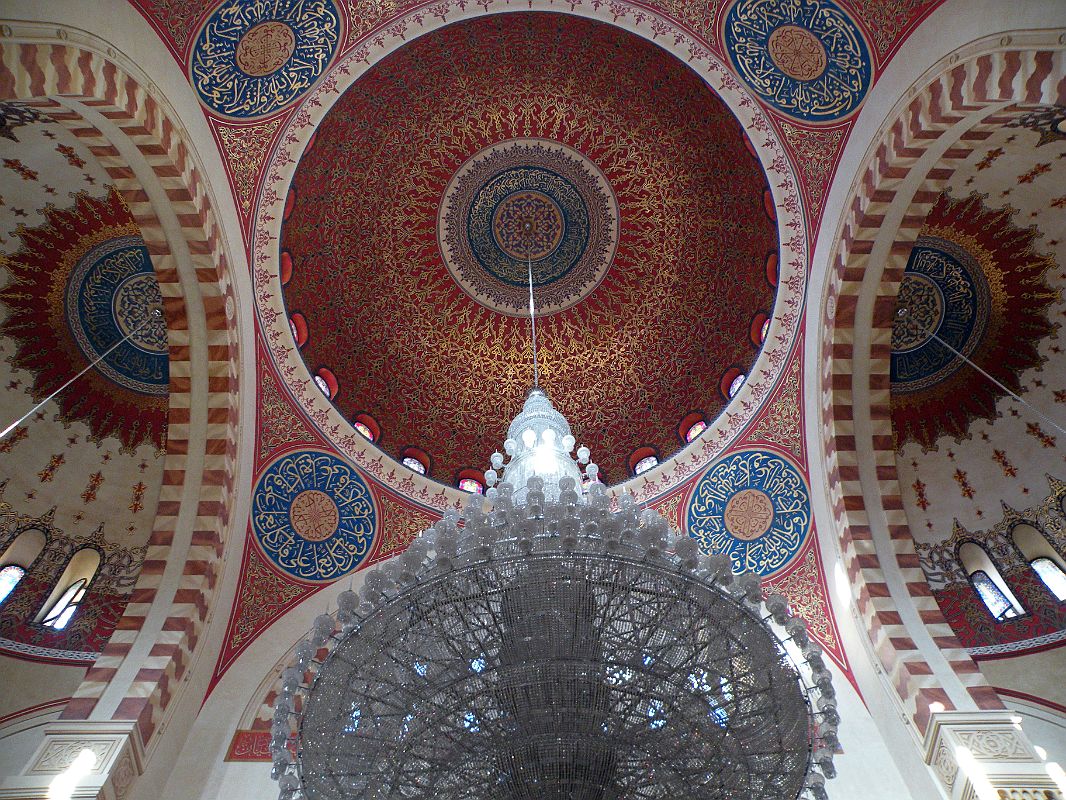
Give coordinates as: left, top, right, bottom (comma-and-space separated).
281, 11, 778, 483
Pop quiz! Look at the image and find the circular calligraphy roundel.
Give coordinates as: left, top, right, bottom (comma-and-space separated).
890, 236, 990, 393
723, 0, 872, 122
252, 450, 376, 582
65, 235, 169, 396
686, 450, 810, 576
189, 0, 341, 119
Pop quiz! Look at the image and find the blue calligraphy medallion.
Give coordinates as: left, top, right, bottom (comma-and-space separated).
891, 236, 990, 393
252, 450, 376, 582
724, 0, 872, 122
190, 0, 341, 119
686, 450, 810, 576
65, 235, 168, 396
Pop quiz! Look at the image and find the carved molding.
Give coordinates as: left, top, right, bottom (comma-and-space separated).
0, 721, 144, 800
924, 711, 1063, 800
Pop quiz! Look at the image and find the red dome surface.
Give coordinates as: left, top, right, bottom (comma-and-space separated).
281, 12, 777, 483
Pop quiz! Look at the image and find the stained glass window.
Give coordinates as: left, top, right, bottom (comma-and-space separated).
634, 455, 658, 475
42, 578, 88, 630
760, 318, 770, 343
970, 570, 1021, 621
0, 565, 25, 605
402, 456, 426, 475
458, 478, 484, 494
353, 421, 375, 441
313, 375, 331, 397
1031, 558, 1066, 601
728, 373, 746, 398
685, 420, 707, 442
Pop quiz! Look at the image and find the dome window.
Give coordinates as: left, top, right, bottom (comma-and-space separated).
401, 447, 431, 476
402, 458, 426, 475
678, 412, 707, 444
353, 414, 380, 442
720, 368, 746, 400
629, 446, 659, 476
750, 312, 770, 346
314, 367, 338, 400
290, 313, 309, 348
634, 456, 658, 475
457, 469, 486, 494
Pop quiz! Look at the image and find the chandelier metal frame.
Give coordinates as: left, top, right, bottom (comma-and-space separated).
270, 470, 839, 800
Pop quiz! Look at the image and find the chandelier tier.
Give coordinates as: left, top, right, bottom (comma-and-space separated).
271, 392, 838, 800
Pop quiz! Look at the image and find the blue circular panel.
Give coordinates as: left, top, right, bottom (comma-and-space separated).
724, 0, 872, 122
65, 235, 168, 396
252, 450, 376, 582
468, 166, 590, 287
686, 450, 810, 576
890, 237, 990, 392
190, 0, 340, 119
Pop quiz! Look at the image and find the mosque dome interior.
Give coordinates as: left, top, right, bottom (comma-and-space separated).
0, 1, 1064, 799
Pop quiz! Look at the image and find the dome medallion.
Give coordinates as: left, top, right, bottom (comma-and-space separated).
439, 139, 617, 316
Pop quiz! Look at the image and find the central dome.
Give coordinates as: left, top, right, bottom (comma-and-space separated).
281, 12, 778, 483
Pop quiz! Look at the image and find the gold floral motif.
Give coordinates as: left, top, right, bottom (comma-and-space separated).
257, 367, 314, 460
216, 118, 283, 215
778, 122, 846, 224
226, 547, 311, 652
765, 545, 837, 649
747, 358, 803, 459
376, 494, 436, 558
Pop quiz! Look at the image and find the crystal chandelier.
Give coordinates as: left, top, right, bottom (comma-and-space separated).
269, 389, 839, 800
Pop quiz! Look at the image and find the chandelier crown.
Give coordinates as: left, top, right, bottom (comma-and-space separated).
494, 389, 587, 502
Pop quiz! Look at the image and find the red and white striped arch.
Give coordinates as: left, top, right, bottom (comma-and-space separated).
0, 37, 242, 749
818, 37, 1066, 734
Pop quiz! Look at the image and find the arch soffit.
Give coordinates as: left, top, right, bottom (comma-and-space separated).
0, 28, 243, 748
817, 33, 1066, 734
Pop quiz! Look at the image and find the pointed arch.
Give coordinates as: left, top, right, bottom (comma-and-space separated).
1012, 524, 1066, 602
0, 30, 244, 751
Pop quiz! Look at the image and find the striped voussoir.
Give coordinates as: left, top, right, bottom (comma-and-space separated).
0, 42, 240, 748
821, 46, 1066, 733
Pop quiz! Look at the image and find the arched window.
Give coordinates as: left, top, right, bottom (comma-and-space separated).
634, 456, 658, 475
1031, 559, 1066, 601
42, 578, 88, 629
353, 414, 380, 442
719, 368, 745, 400
0, 565, 25, 605
36, 548, 100, 630
0, 528, 46, 606
959, 542, 1024, 621
401, 447, 431, 476
1011, 524, 1066, 602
